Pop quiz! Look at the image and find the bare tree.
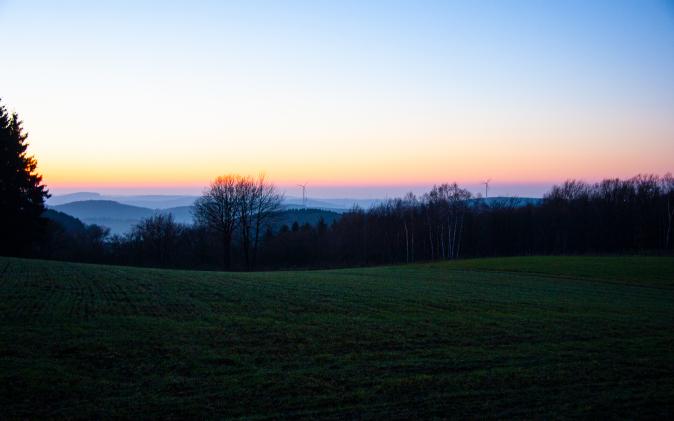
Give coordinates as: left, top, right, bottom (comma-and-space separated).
234, 174, 284, 270
437, 183, 471, 259
424, 183, 471, 260
545, 180, 591, 202
194, 174, 282, 271
235, 175, 257, 270
393, 193, 417, 263
193, 175, 239, 269
662, 173, 674, 249
251, 174, 283, 269
131, 213, 182, 266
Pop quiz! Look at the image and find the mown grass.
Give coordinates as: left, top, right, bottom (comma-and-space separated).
0, 256, 673, 418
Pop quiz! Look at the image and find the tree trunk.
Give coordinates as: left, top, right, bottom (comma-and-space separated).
242, 227, 251, 271
412, 231, 414, 261
439, 224, 445, 260
252, 220, 261, 270
403, 221, 409, 263
447, 217, 453, 260
456, 214, 464, 258
428, 224, 434, 260
222, 231, 231, 270
452, 217, 458, 259
362, 217, 368, 265
666, 197, 673, 249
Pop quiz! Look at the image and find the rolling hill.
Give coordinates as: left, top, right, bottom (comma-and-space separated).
51, 200, 156, 220
48, 192, 384, 211
42, 209, 88, 234
47, 194, 543, 235
50, 200, 158, 234
50, 200, 342, 235
1, 256, 673, 418
47, 193, 198, 209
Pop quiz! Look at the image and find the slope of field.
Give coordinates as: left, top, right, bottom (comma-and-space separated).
1, 256, 673, 418
430, 255, 674, 287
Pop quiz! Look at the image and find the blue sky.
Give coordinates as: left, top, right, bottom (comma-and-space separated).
1, 0, 673, 197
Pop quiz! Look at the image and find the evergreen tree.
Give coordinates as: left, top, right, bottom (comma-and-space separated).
0, 99, 50, 256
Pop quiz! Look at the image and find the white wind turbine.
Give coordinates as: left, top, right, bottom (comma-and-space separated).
482, 179, 491, 199
297, 182, 308, 208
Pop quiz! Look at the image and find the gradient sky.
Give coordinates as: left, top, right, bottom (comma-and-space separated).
1, 0, 673, 197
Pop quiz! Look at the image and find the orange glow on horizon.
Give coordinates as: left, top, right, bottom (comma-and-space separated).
38, 135, 673, 192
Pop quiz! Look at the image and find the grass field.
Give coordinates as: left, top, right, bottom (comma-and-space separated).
1, 256, 673, 418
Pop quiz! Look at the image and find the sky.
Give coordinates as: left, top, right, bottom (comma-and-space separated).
1, 0, 673, 198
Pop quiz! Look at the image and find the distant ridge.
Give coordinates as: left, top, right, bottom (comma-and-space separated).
42, 209, 88, 234
470, 197, 542, 207
50, 200, 341, 235
48, 194, 197, 209
49, 192, 381, 212
47, 192, 102, 205
50, 200, 158, 234
52, 200, 156, 220
282, 196, 382, 211
48, 195, 542, 235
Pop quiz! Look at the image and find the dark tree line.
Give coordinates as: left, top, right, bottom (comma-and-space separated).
314, 175, 674, 267
335, 175, 674, 264
31, 174, 674, 271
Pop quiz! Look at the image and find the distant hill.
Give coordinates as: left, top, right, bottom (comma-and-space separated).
49, 196, 542, 235
42, 209, 88, 234
270, 208, 341, 231
48, 194, 198, 209
470, 197, 543, 207
50, 201, 157, 235
50, 200, 342, 235
112, 195, 198, 209
49, 192, 380, 212
283, 196, 382, 211
48, 192, 544, 215
164, 206, 194, 224
52, 200, 155, 220
47, 192, 103, 205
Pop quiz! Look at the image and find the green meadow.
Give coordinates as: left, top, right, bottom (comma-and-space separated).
1, 256, 673, 418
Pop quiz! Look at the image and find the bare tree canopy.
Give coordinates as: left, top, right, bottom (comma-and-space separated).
193, 175, 239, 269
423, 183, 472, 260
130, 213, 183, 266
193, 174, 283, 270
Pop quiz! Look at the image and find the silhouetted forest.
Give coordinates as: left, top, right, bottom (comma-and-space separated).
32, 174, 674, 271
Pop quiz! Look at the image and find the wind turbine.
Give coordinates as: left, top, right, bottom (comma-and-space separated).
297, 182, 308, 208
482, 179, 491, 199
